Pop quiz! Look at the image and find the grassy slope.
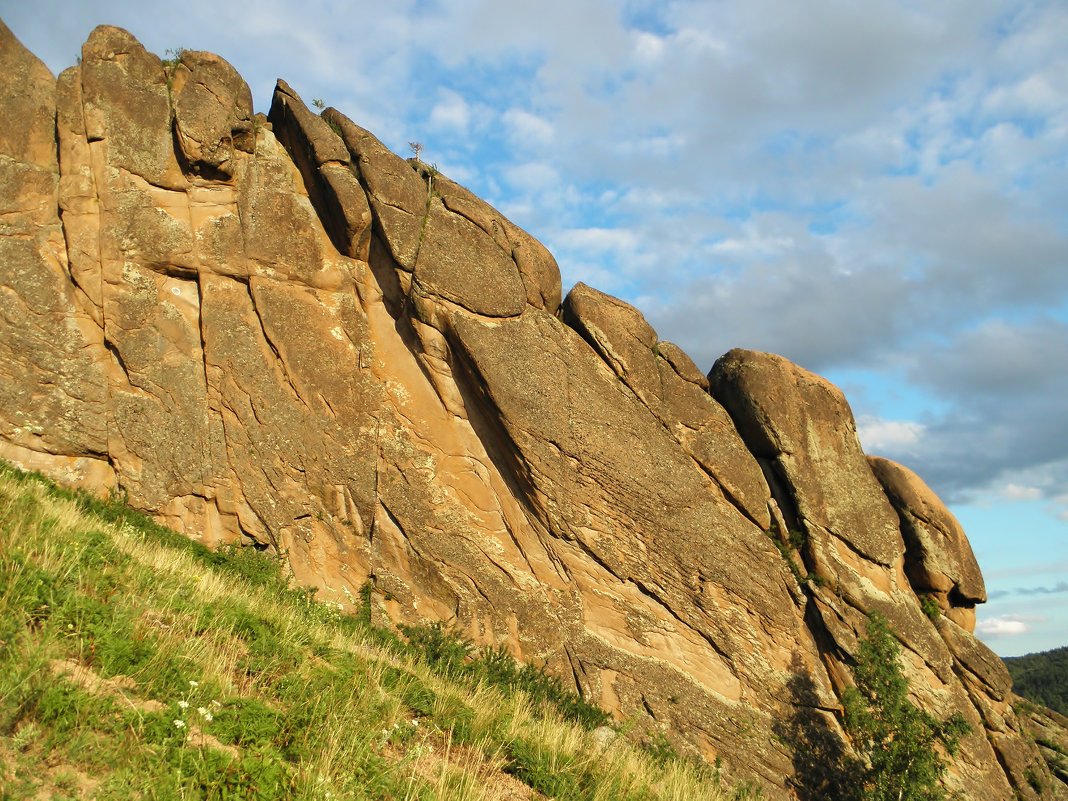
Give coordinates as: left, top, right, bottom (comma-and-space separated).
0, 461, 756, 801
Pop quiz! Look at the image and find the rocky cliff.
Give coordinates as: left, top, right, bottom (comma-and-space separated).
1, 21, 1064, 800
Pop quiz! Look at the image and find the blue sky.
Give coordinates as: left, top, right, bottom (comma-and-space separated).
3, 0, 1065, 657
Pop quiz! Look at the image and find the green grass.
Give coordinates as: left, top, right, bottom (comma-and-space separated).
0, 460, 745, 800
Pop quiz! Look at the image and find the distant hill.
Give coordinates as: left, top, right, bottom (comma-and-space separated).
1005, 646, 1068, 715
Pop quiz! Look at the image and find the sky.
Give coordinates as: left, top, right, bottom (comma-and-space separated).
2, 0, 1065, 657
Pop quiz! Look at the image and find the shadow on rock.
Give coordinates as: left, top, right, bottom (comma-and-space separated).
774, 654, 861, 801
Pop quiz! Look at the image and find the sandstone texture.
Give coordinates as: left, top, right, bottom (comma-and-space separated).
869, 455, 986, 629
1, 21, 1064, 801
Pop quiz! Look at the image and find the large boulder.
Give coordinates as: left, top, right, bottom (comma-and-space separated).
428, 167, 561, 312
869, 455, 986, 630
323, 108, 558, 320
320, 108, 426, 271
710, 348, 903, 568
449, 309, 836, 783
709, 349, 1024, 799
170, 49, 255, 178
268, 80, 371, 260
79, 26, 185, 189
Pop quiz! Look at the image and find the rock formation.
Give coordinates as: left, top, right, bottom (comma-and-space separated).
0, 19, 1064, 799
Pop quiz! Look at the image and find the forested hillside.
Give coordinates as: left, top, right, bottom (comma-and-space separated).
1006, 647, 1068, 716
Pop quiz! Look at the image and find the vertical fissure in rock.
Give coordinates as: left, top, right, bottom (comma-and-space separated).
73, 63, 119, 483
245, 281, 310, 412
411, 162, 435, 267
444, 327, 546, 529
268, 89, 347, 258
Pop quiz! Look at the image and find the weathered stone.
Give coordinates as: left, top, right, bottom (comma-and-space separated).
0, 19, 57, 168
1018, 702, 1068, 796
869, 455, 986, 615
170, 50, 255, 177
410, 197, 527, 320
233, 132, 352, 288
56, 67, 103, 321
939, 616, 1012, 700
710, 349, 904, 567
323, 109, 536, 320
989, 726, 1057, 801
0, 20, 111, 484
561, 282, 661, 396
561, 283, 771, 528
268, 80, 371, 260
449, 309, 834, 782
657, 340, 710, 390
79, 25, 185, 190
708, 350, 1038, 800
321, 108, 426, 269
196, 271, 380, 565
430, 168, 562, 312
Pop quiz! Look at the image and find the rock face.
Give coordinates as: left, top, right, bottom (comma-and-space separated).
869, 455, 986, 630
1, 21, 1064, 800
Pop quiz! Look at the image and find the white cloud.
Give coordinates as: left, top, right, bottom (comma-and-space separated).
856, 417, 926, 455
632, 31, 666, 63
503, 108, 555, 147
428, 89, 471, 134
975, 614, 1036, 638
999, 483, 1043, 502
505, 161, 560, 192
983, 71, 1064, 117
673, 27, 728, 56
556, 227, 640, 255
882, 320, 1068, 510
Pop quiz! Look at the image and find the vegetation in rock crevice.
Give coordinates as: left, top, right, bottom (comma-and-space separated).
841, 613, 970, 801
408, 142, 443, 266
763, 526, 823, 590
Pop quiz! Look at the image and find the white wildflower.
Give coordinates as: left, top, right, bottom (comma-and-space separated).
177, 700, 189, 710
189, 680, 199, 688
197, 707, 213, 722
173, 719, 186, 729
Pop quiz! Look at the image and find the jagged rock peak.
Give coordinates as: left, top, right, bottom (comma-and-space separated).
0, 21, 1064, 800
